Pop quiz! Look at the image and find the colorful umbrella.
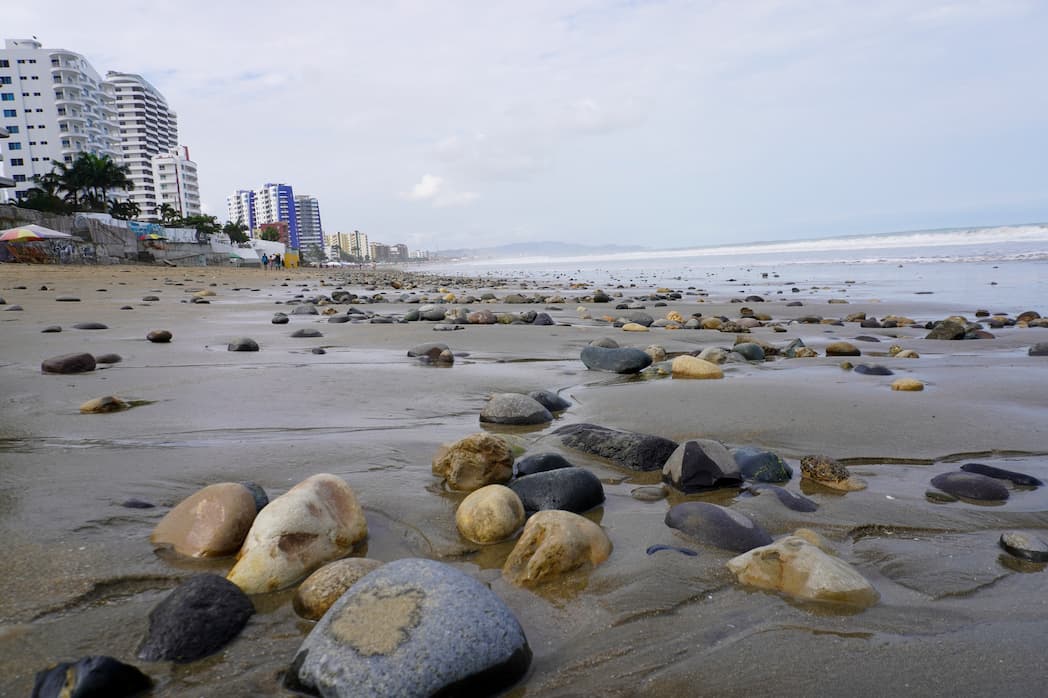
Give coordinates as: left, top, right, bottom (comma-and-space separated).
0, 224, 74, 241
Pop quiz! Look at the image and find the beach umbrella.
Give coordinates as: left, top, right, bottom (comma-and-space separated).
138, 233, 166, 240
0, 224, 74, 241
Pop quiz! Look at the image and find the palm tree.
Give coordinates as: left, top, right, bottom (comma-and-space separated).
79, 153, 133, 210
157, 203, 181, 225
222, 219, 250, 244
53, 159, 88, 208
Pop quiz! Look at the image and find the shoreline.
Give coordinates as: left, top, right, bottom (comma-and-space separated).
1, 264, 1047, 696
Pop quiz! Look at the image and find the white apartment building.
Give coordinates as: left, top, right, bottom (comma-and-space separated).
0, 38, 119, 201
0, 125, 14, 189
152, 146, 200, 218
294, 194, 323, 252
226, 189, 255, 230
106, 71, 177, 217
227, 183, 301, 247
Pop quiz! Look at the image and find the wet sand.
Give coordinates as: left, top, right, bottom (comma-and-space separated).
1, 264, 1047, 696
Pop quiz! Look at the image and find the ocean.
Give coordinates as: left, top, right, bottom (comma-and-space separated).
420, 224, 1048, 312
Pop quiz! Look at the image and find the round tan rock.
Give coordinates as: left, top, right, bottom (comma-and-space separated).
671, 355, 724, 379
825, 341, 860, 356
894, 350, 920, 359
79, 395, 130, 414
432, 433, 514, 492
455, 485, 525, 544
700, 317, 723, 330
292, 557, 384, 620
644, 344, 667, 362
666, 311, 685, 323
150, 482, 258, 557
891, 378, 924, 391
621, 322, 649, 332
502, 510, 611, 586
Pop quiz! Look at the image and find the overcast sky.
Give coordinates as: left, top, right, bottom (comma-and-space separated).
9, 1, 1047, 250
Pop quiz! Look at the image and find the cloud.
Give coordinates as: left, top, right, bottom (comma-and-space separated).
402, 174, 478, 208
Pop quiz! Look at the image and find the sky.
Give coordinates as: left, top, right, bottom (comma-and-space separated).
7, 1, 1048, 251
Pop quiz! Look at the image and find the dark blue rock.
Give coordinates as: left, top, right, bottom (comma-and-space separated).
731, 446, 793, 482
287, 559, 530, 698
746, 484, 818, 512
665, 502, 772, 553
137, 574, 254, 663
509, 467, 605, 514
853, 363, 893, 376
930, 472, 1010, 502
514, 452, 575, 477
554, 423, 677, 471
961, 462, 1042, 487
580, 345, 652, 374
732, 342, 765, 361
527, 390, 571, 412
662, 439, 743, 493
532, 312, 555, 326
239, 481, 269, 512
479, 393, 553, 426
121, 498, 155, 509
32, 655, 151, 698
646, 544, 699, 557
291, 328, 323, 338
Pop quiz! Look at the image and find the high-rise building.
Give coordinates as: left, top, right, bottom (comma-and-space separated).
253, 182, 299, 248
347, 230, 369, 260
0, 38, 119, 201
152, 146, 200, 218
294, 194, 323, 253
226, 189, 254, 230
106, 71, 178, 217
0, 124, 15, 189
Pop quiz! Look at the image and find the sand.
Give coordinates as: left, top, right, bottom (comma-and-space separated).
1, 264, 1047, 696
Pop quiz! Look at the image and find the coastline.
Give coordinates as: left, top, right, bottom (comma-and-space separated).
1, 263, 1047, 696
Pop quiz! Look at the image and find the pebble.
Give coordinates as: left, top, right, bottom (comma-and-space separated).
509, 467, 605, 515
999, 531, 1048, 563
479, 393, 553, 426
137, 574, 254, 663
41, 352, 96, 374
79, 395, 131, 414
960, 462, 1042, 487
456, 484, 526, 543
1030, 343, 1048, 357
291, 328, 323, 338
272, 313, 290, 324
891, 378, 924, 391
73, 322, 108, 330
553, 422, 677, 472
146, 329, 172, 343
41, 325, 61, 333
825, 341, 861, 356
121, 498, 156, 509
800, 455, 867, 491
288, 559, 530, 698
732, 342, 765, 361
432, 433, 514, 491
646, 544, 698, 557
631, 485, 668, 501
925, 320, 966, 340
853, 363, 893, 376
292, 303, 319, 315
664, 502, 772, 553
662, 439, 743, 492
930, 471, 1009, 502
32, 656, 152, 698
227, 337, 260, 351
746, 484, 819, 512
528, 389, 571, 412
94, 353, 122, 364
3, 304, 23, 311
292, 558, 385, 620
503, 510, 612, 585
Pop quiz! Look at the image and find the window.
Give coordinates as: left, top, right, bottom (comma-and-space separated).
8, 142, 21, 150
0, 60, 8, 67
6, 125, 17, 133
9, 157, 23, 166
2, 109, 15, 117
13, 174, 26, 182
0, 93, 14, 101
0, 77, 10, 85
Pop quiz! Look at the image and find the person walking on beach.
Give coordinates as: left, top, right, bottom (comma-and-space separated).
274, 253, 282, 270
260, 253, 269, 270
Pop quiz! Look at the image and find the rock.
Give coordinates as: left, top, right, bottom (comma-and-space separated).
292, 303, 319, 315
662, 439, 743, 492
137, 574, 253, 663
143, 295, 160, 302
646, 544, 698, 556
800, 455, 867, 491
467, 309, 497, 324
664, 502, 772, 553
228, 337, 260, 352
621, 322, 649, 332
291, 328, 323, 338
671, 355, 724, 379
731, 446, 793, 482
644, 344, 667, 362
503, 510, 611, 585
272, 313, 290, 324
32, 656, 152, 698
432, 433, 514, 491
825, 341, 860, 356
146, 329, 172, 343
4, 304, 23, 311
580, 345, 652, 374
312, 347, 327, 355
122, 498, 156, 509
527, 389, 571, 412
999, 531, 1048, 563
891, 378, 924, 391
960, 462, 1042, 487
929, 471, 1009, 502
1029, 343, 1048, 357
227, 474, 368, 593
697, 346, 729, 364
79, 395, 130, 414
588, 337, 619, 348
894, 349, 920, 358
151, 483, 259, 558
727, 536, 878, 608
732, 342, 765, 361
239, 481, 269, 512
479, 393, 553, 426
292, 558, 385, 620
631, 485, 668, 501
553, 423, 677, 471
513, 452, 575, 477
455, 484, 526, 543
287, 559, 530, 698
406, 342, 449, 358
853, 363, 893, 376
532, 312, 555, 326
94, 353, 122, 364
746, 484, 818, 512
73, 322, 108, 330
926, 320, 966, 340
509, 467, 605, 515
41, 352, 96, 374
41, 325, 61, 333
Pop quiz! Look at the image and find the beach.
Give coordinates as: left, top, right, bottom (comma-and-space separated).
1, 262, 1047, 697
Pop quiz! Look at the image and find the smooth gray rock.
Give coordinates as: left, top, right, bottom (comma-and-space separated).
137, 574, 253, 663
554, 423, 677, 471
1000, 531, 1048, 562
227, 337, 260, 352
960, 462, 1042, 487
291, 328, 323, 338
527, 390, 571, 412
580, 345, 652, 374
664, 502, 772, 553
41, 325, 62, 333
1030, 343, 1048, 356
94, 353, 122, 364
926, 320, 966, 340
662, 439, 743, 493
930, 471, 1009, 502
74, 322, 108, 330
732, 342, 765, 361
746, 484, 818, 512
480, 394, 553, 426
532, 312, 555, 326
731, 446, 793, 482
272, 313, 290, 324
41, 352, 96, 374
406, 342, 450, 358
514, 452, 575, 477
287, 558, 530, 698
291, 304, 319, 315
853, 363, 893, 376
509, 467, 605, 514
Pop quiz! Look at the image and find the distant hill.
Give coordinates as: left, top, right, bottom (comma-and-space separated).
432, 241, 645, 259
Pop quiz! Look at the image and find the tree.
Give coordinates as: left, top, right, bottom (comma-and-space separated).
157, 203, 181, 226
109, 199, 141, 220
260, 229, 280, 242
222, 220, 250, 244
181, 214, 222, 238
301, 244, 326, 265
43, 153, 132, 212
17, 172, 70, 214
